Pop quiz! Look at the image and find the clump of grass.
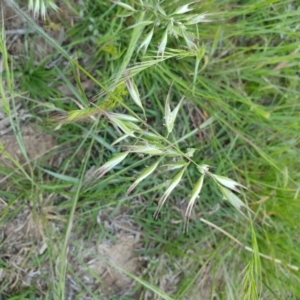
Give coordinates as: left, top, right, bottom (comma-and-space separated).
1, 0, 300, 299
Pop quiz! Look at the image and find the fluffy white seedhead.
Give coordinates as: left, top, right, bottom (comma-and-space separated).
211, 174, 247, 193
158, 28, 168, 56
164, 87, 185, 136
28, 0, 58, 19
110, 0, 136, 11
125, 144, 165, 155
126, 78, 145, 114
126, 161, 160, 195
172, 3, 194, 15
186, 13, 212, 25
95, 152, 129, 179
154, 167, 186, 218
138, 28, 154, 55
219, 186, 253, 218
185, 174, 204, 230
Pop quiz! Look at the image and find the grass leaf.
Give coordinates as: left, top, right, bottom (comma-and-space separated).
41, 168, 79, 183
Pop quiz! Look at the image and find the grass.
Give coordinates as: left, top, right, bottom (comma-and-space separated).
1, 0, 300, 299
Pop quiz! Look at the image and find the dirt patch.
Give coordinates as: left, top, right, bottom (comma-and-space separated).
0, 206, 143, 299
0, 124, 56, 163
1, 0, 74, 60
0, 122, 57, 186
0, 203, 58, 293
66, 209, 143, 299
91, 235, 141, 295
1, 1, 27, 30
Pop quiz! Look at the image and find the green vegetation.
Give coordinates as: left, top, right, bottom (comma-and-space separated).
0, 0, 299, 299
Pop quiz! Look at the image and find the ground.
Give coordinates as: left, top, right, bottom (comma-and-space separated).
2, 1, 299, 299
0, 1, 208, 299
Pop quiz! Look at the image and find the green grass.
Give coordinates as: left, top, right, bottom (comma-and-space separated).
1, 0, 300, 299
